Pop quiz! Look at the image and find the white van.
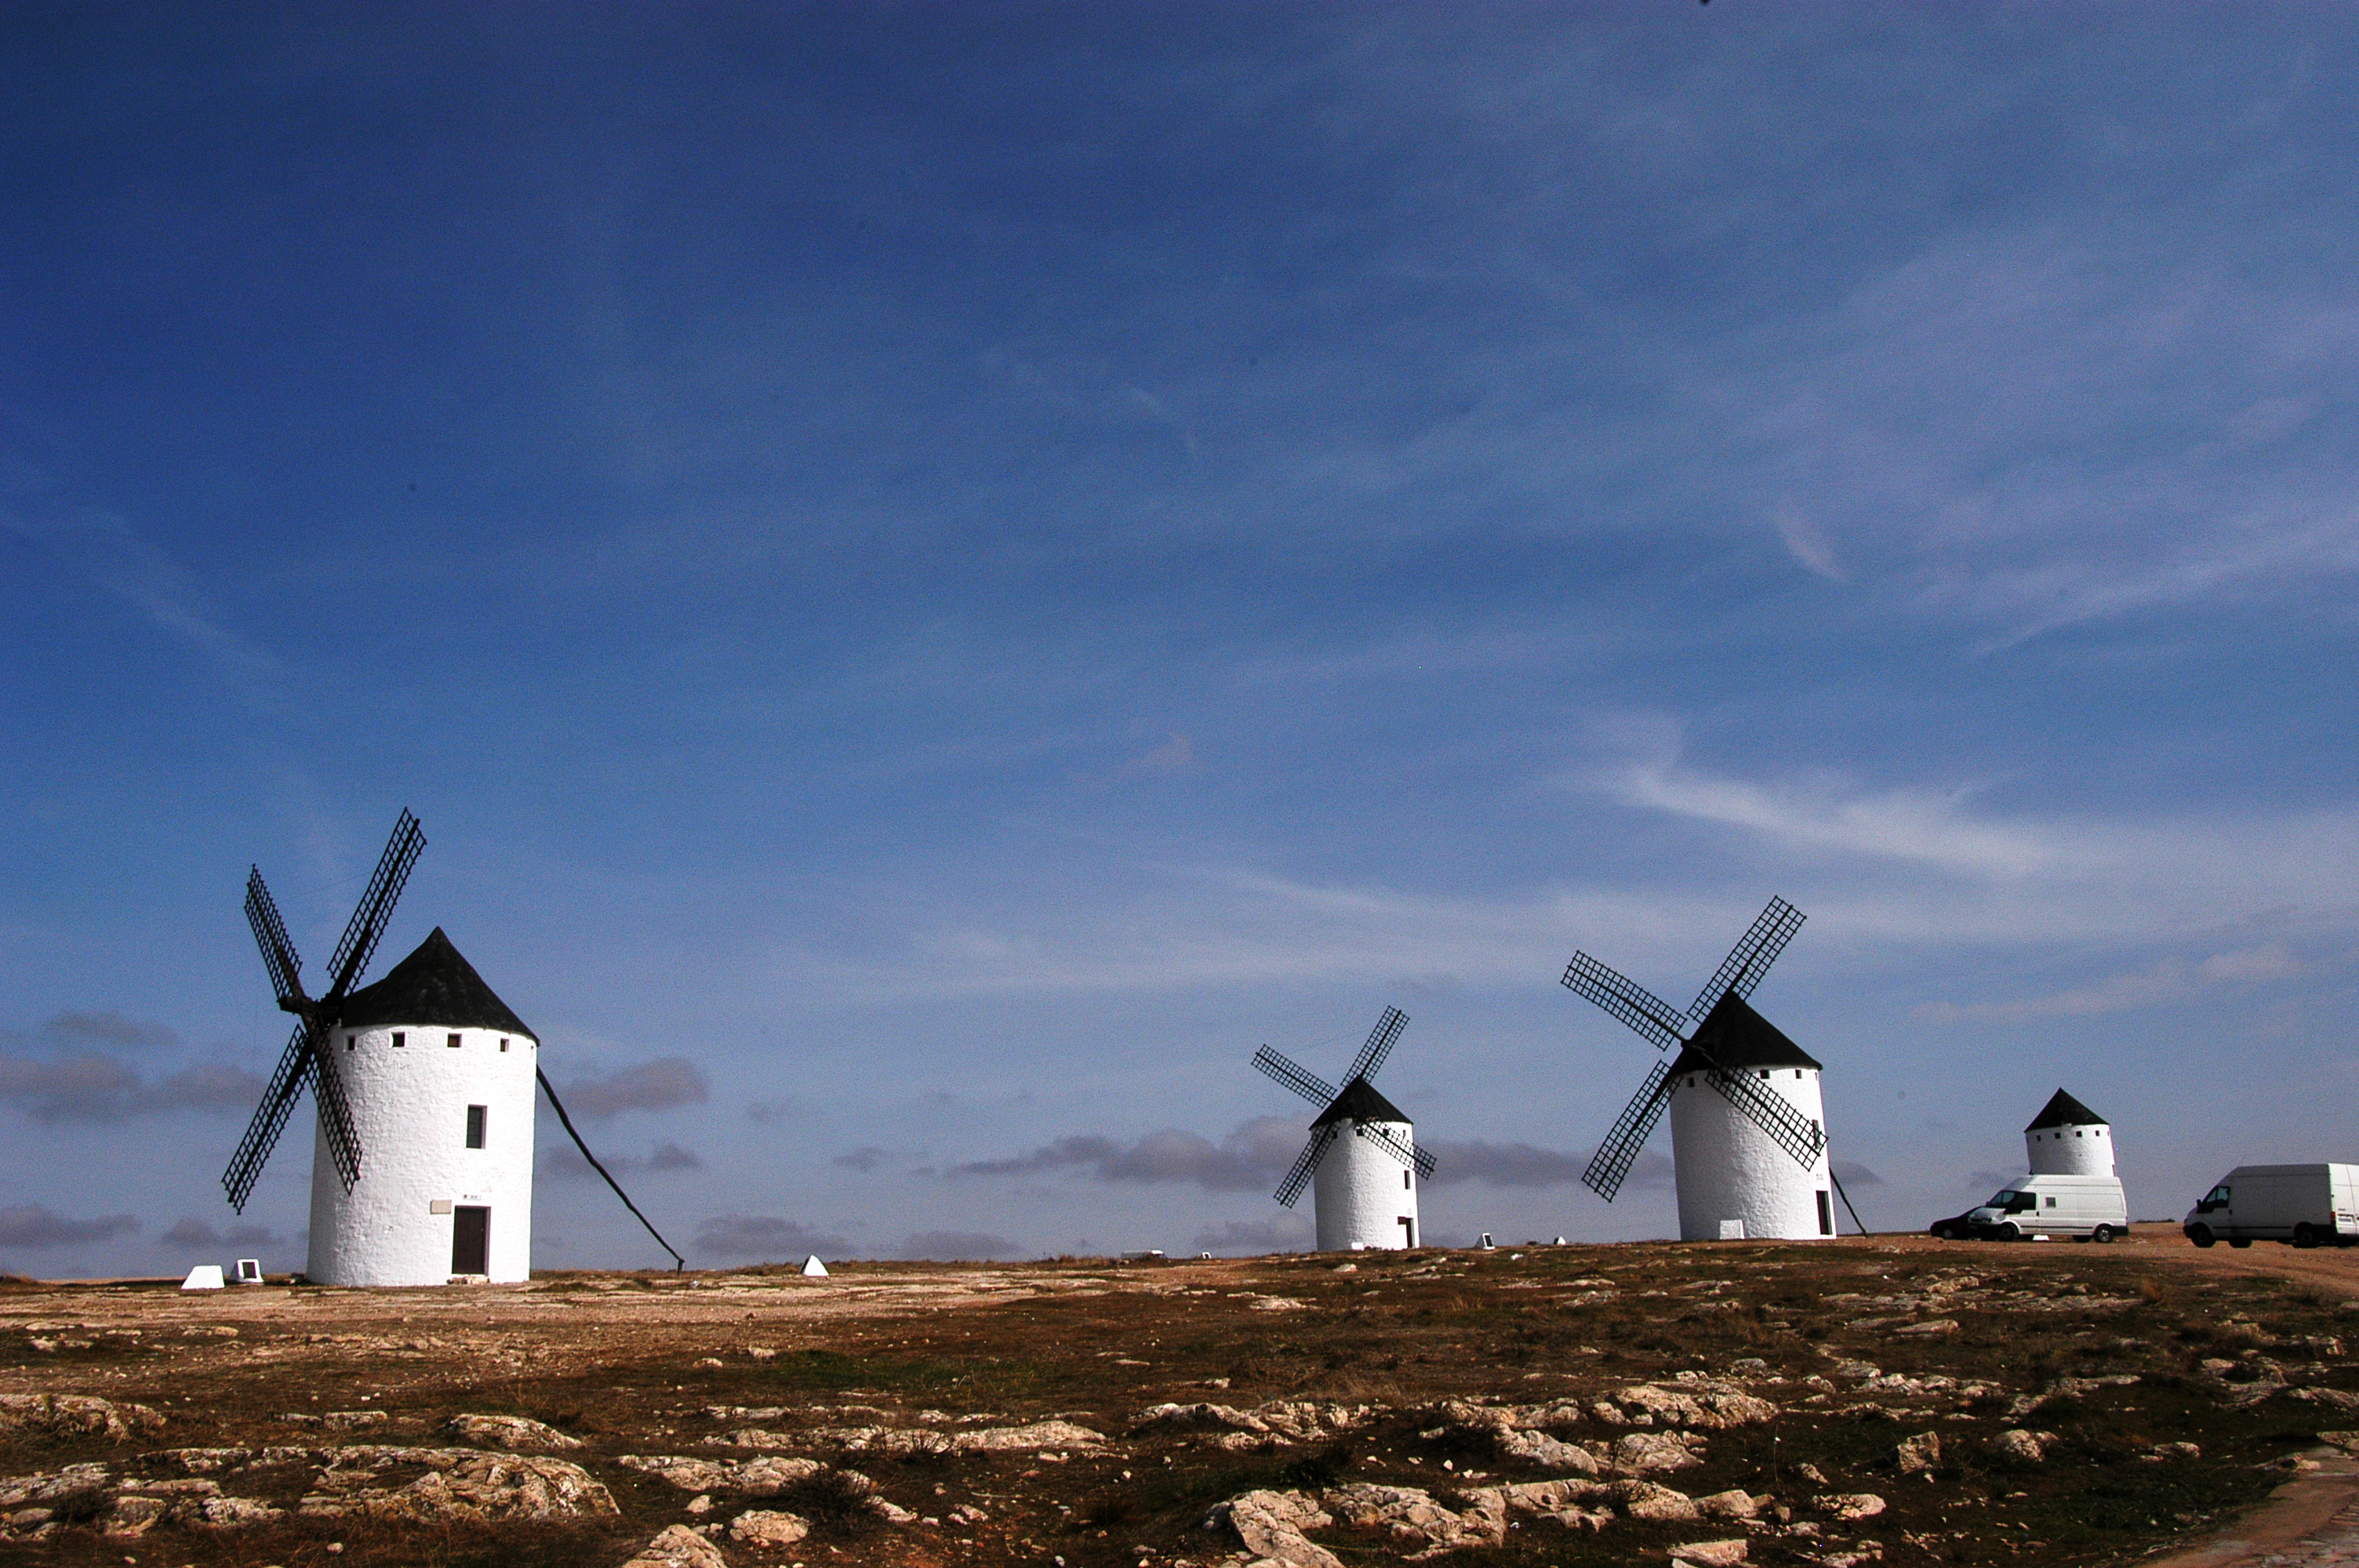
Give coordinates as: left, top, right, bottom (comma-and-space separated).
1942, 1173, 2128, 1242
2183, 1163, 2359, 1249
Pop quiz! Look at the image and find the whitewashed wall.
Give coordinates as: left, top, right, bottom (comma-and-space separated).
1314, 1121, 1420, 1250
1670, 1068, 1834, 1242
2026, 1120, 2115, 1177
305, 1022, 538, 1286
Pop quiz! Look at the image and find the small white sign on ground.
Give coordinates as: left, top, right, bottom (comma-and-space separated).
234, 1258, 264, 1283
180, 1265, 226, 1291
1719, 1219, 1748, 1240
801, 1254, 829, 1278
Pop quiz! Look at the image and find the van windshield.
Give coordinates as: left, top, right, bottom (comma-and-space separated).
1986, 1189, 2037, 1214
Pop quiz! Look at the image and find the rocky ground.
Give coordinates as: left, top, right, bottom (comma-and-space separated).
2, 1225, 2357, 1567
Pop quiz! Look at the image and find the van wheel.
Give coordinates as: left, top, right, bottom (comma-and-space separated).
2188, 1225, 2215, 1248
1997, 1222, 2020, 1242
2092, 1224, 2116, 1243
2230, 1237, 2252, 1248
2292, 1223, 2317, 1250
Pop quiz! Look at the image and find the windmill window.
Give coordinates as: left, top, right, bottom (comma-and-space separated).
1757, 1069, 1769, 1080
346, 1036, 355, 1052
2074, 1130, 2083, 1138
392, 1032, 405, 1048
1404, 1170, 1412, 1189
499, 1038, 508, 1053
465, 1105, 485, 1149
448, 1033, 462, 1048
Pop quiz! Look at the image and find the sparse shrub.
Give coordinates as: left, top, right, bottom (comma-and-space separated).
1274, 1444, 1353, 1490
760, 1467, 885, 1535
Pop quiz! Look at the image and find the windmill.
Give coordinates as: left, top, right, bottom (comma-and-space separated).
1564, 897, 1858, 1242
225, 811, 682, 1284
1252, 1006, 1436, 1251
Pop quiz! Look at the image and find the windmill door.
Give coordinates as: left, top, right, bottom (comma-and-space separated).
451, 1207, 489, 1276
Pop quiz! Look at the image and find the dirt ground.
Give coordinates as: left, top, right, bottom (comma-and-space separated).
4, 1224, 2357, 1568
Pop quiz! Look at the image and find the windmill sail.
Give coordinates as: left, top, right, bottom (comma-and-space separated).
1583, 1058, 1673, 1200
1343, 1005, 1408, 1085
1273, 1123, 1339, 1207
1561, 953, 1687, 1051
1252, 1046, 1339, 1109
1689, 897, 1805, 1020
220, 811, 426, 1210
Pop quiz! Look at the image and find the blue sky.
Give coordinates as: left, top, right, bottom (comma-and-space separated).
3, 4, 2355, 1276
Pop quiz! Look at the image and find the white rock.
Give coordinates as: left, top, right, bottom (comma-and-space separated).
1895, 1432, 1941, 1474
729, 1508, 811, 1546
441, 1414, 583, 1452
1614, 1431, 1705, 1473
622, 1523, 729, 1568
1813, 1493, 1885, 1521
1207, 1489, 1339, 1568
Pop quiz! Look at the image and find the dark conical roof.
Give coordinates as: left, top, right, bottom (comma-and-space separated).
335, 927, 536, 1040
1311, 1075, 1412, 1128
1667, 991, 1821, 1076
2026, 1088, 2105, 1131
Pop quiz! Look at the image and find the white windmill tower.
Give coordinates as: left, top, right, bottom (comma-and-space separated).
225, 811, 683, 1286
2024, 1089, 2114, 1177
300, 926, 543, 1283
1564, 898, 1856, 1242
1252, 1007, 1434, 1251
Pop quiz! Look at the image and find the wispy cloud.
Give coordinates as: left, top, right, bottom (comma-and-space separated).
1584, 741, 2359, 944
0, 1054, 264, 1124
0, 487, 285, 707
951, 1116, 1303, 1191
1597, 753, 2050, 880
692, 1214, 849, 1261
900, 1230, 1020, 1261
1772, 499, 1845, 583
158, 1218, 278, 1249
9, 1011, 181, 1051
1915, 942, 2304, 1023
538, 1140, 703, 1181
1616, 1150, 1674, 1192
550, 1058, 709, 1119
1189, 1217, 1311, 1256
0, 1204, 138, 1248
1707, 222, 2359, 643
1423, 1139, 1588, 1188
1831, 1160, 1885, 1189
